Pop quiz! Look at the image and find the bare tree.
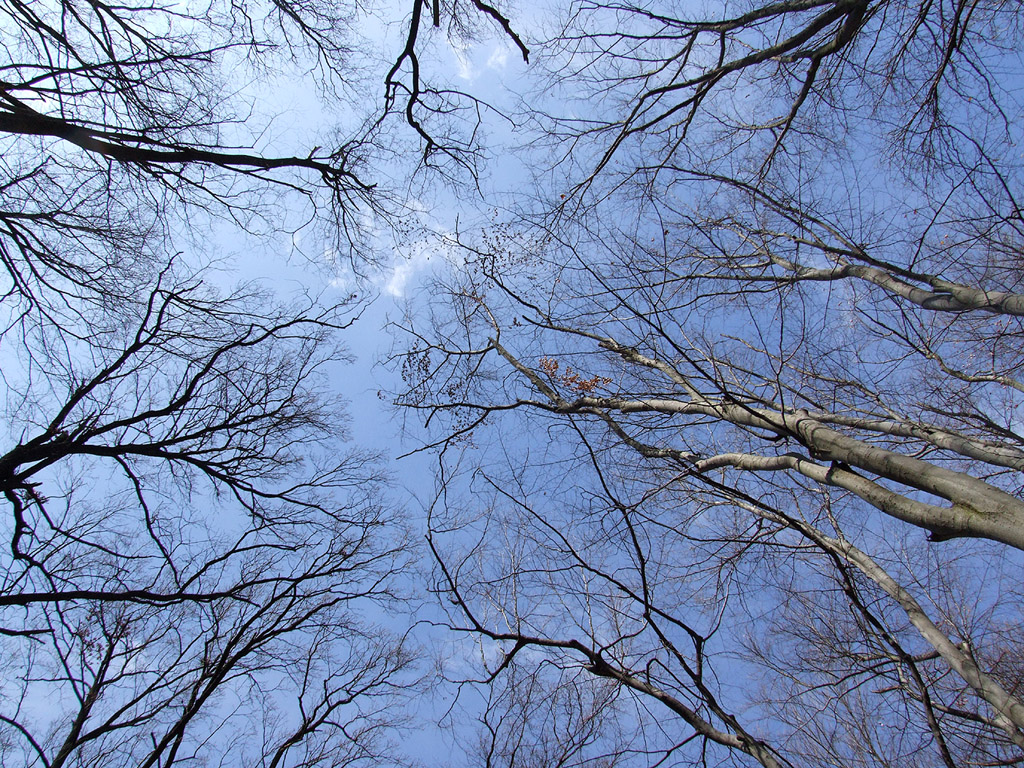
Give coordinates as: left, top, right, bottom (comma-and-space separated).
392, 0, 1024, 764
0, 0, 484, 761
0, 262, 417, 765
529, 0, 1020, 189
400, 253, 1024, 764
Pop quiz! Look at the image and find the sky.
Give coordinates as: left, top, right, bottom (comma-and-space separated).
213, 28, 537, 758
6, 0, 1024, 765
0, 3, 530, 759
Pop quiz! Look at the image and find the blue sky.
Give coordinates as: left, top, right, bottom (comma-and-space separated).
6, 0, 1024, 764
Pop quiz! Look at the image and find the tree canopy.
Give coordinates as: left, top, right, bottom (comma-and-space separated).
3, 0, 1024, 765
395, 0, 1024, 765
0, 0, 440, 762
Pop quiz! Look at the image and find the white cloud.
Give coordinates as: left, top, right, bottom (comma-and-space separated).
317, 198, 455, 298
383, 246, 433, 297
486, 45, 509, 71
451, 40, 514, 83
453, 44, 477, 82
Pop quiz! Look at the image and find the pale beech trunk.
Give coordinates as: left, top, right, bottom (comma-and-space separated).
494, 339, 1024, 550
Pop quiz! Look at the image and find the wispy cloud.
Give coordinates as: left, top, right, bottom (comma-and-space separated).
486, 45, 509, 71
451, 39, 515, 82
383, 242, 435, 297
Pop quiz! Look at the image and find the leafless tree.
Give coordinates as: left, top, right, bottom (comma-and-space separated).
400, 249, 1024, 764
392, 0, 1024, 764
0, 0, 479, 761
529, 0, 1020, 190
0, 262, 417, 765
